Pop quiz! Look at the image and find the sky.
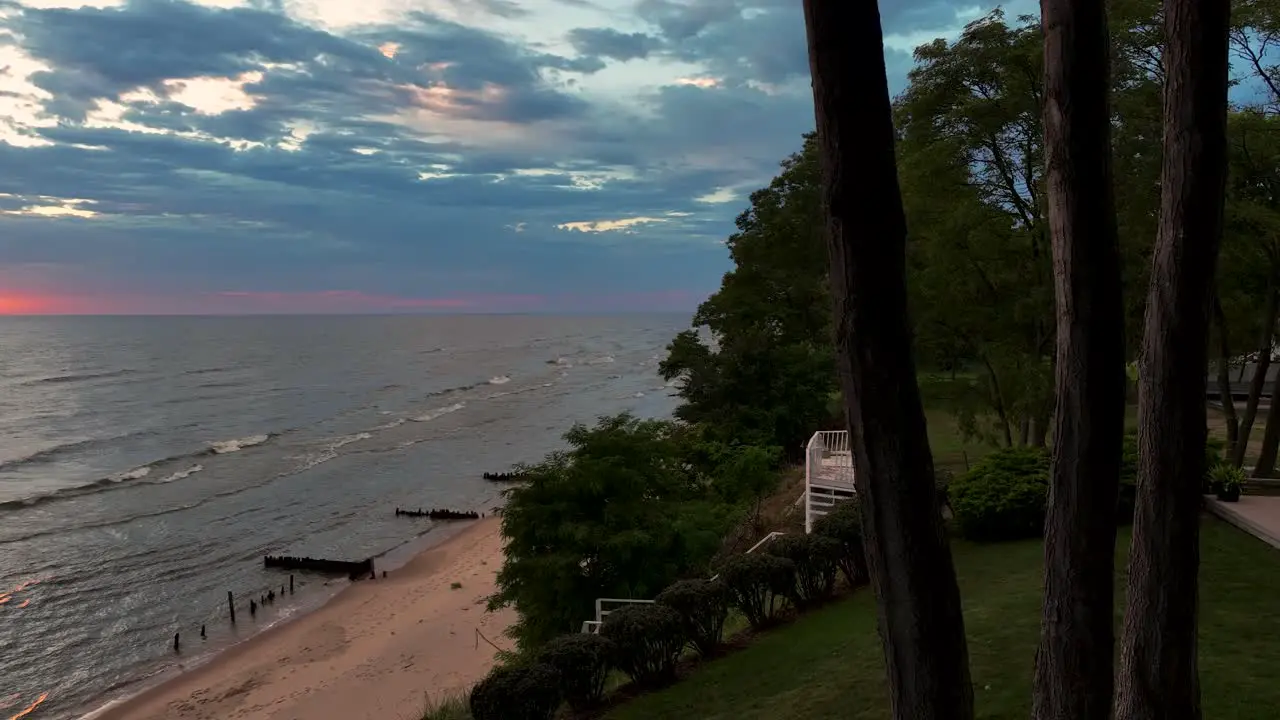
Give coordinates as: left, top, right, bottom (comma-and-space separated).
0, 0, 1003, 315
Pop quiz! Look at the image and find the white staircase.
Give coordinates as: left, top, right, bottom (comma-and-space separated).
805, 430, 857, 533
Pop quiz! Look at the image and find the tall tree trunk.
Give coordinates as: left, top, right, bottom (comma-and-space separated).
1253, 376, 1280, 476
801, 2, 975, 718
1213, 292, 1239, 456
1032, 0, 1126, 716
1230, 287, 1277, 467
1115, 0, 1230, 715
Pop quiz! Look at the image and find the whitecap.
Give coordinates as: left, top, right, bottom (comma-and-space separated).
112, 466, 151, 482
209, 434, 271, 454
158, 464, 203, 483
489, 375, 511, 385
410, 402, 466, 423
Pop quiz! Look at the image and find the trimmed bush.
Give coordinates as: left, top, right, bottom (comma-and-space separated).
599, 603, 686, 687
811, 501, 867, 587
535, 633, 613, 711
763, 534, 840, 608
469, 662, 561, 720
655, 578, 730, 658
948, 446, 1050, 541
718, 552, 797, 628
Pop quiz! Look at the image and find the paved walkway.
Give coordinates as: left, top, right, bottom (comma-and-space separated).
1204, 494, 1280, 550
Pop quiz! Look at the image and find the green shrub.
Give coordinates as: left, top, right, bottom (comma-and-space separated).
811, 501, 867, 587
718, 552, 797, 628
599, 603, 686, 687
655, 578, 730, 658
535, 633, 613, 711
469, 663, 560, 720
948, 446, 1050, 541
762, 534, 840, 608
1209, 463, 1246, 492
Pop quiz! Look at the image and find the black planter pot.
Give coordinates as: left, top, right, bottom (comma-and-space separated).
1216, 486, 1241, 503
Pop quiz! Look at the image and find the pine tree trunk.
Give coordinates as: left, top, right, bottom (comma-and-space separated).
1230, 288, 1277, 467
1213, 293, 1239, 456
1252, 383, 1280, 476
1115, 0, 1230, 715
801, 2, 975, 717
1032, 0, 1126, 716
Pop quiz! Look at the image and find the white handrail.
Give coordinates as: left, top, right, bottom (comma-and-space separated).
581, 531, 787, 632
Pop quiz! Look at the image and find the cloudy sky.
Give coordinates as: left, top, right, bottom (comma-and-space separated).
0, 0, 998, 314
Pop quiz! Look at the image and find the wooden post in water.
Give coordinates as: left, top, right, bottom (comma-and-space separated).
227, 590, 236, 623
289, 575, 294, 594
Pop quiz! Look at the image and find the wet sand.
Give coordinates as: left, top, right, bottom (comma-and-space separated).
94, 517, 514, 720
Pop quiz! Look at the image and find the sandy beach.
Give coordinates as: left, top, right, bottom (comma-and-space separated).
95, 517, 515, 720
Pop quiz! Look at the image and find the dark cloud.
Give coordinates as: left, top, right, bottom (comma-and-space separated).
568, 28, 662, 61
6, 0, 965, 308
9, 0, 594, 125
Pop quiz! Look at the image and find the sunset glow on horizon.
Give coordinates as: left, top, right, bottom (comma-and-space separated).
0, 289, 705, 316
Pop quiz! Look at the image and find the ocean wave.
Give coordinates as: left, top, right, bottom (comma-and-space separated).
409, 402, 466, 423
588, 355, 616, 365
0, 433, 154, 474
111, 466, 151, 481
488, 375, 511, 385
547, 357, 573, 366
486, 382, 554, 400
208, 434, 272, 454
22, 369, 137, 386
288, 432, 373, 474
0, 433, 271, 510
182, 366, 234, 376
157, 464, 203, 483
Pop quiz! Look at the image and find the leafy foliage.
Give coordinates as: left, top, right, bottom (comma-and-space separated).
718, 552, 797, 629
655, 578, 731, 658
535, 633, 613, 711
599, 603, 687, 687
1210, 464, 1247, 495
811, 501, 868, 587
488, 414, 736, 650
762, 534, 840, 608
468, 663, 561, 720
659, 135, 837, 458
948, 446, 1051, 541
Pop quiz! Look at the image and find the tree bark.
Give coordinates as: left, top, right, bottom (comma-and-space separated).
801, 2, 975, 718
1032, 0, 1126, 717
1213, 292, 1239, 456
1253, 372, 1280, 476
1115, 0, 1230, 715
1230, 288, 1277, 467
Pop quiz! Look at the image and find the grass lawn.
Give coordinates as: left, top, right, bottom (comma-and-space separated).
605, 516, 1280, 720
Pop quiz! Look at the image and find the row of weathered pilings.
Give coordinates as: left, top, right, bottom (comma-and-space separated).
171, 501, 493, 652
394, 507, 480, 519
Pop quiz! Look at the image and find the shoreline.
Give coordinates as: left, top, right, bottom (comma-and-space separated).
88, 517, 514, 720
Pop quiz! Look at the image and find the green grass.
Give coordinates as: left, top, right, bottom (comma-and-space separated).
419, 691, 470, 720
606, 516, 1280, 720
925, 408, 986, 475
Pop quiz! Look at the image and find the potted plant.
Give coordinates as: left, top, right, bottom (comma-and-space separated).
1209, 463, 1245, 503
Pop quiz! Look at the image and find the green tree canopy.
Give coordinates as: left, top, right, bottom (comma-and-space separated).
488, 414, 737, 650
660, 134, 836, 457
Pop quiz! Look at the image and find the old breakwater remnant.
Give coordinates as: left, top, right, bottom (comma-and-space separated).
394, 507, 481, 520
264, 555, 374, 577
482, 471, 528, 482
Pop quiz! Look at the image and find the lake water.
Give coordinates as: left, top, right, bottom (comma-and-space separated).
0, 314, 685, 719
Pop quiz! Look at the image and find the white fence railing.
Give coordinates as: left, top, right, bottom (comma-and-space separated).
580, 532, 787, 634
805, 430, 857, 533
